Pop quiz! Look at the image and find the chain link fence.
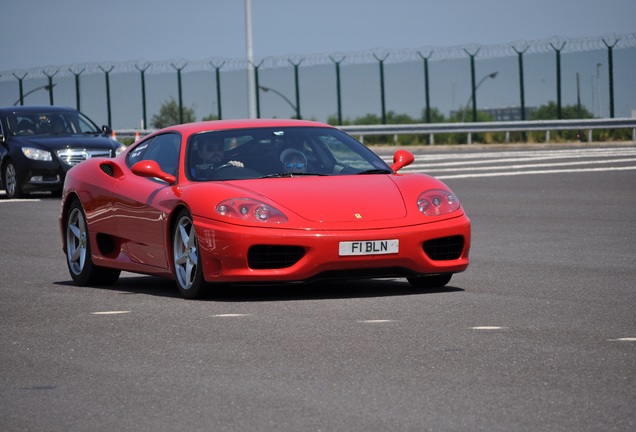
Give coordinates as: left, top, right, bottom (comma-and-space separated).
2, 33, 635, 131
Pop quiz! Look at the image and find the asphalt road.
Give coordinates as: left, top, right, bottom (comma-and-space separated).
1, 144, 635, 431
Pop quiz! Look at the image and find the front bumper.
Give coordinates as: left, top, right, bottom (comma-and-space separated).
16, 159, 66, 193
194, 214, 471, 283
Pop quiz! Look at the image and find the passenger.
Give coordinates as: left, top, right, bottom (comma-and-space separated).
280, 148, 307, 174
17, 119, 35, 135
50, 116, 66, 134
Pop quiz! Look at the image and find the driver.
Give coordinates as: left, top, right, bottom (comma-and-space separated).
192, 134, 243, 179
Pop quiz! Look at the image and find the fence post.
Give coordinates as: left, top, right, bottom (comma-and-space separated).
12, 73, 27, 106
288, 59, 303, 119
373, 54, 388, 124
69, 68, 84, 111
330, 56, 345, 125
135, 63, 150, 129
513, 45, 528, 142
211, 61, 225, 120
549, 41, 566, 120
43, 69, 57, 106
463, 48, 481, 123
418, 51, 434, 145
171, 63, 187, 124
254, 62, 262, 118
99, 66, 114, 127
603, 38, 618, 118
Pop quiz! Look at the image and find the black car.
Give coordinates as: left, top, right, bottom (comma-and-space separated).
0, 106, 126, 198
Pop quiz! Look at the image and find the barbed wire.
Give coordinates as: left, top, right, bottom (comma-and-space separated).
1, 33, 634, 82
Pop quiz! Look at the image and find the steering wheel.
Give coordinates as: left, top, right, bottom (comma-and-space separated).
212, 163, 234, 173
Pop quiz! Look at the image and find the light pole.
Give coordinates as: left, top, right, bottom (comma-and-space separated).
13, 84, 56, 106
259, 86, 299, 118
245, 0, 256, 118
461, 72, 498, 122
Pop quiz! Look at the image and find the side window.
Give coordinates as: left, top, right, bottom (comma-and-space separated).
127, 133, 181, 175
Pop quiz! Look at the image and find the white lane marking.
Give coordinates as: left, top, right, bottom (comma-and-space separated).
608, 337, 636, 342
437, 165, 636, 179
382, 147, 636, 163
414, 158, 636, 173
212, 313, 250, 317
383, 147, 636, 177
91, 311, 131, 315
358, 319, 395, 323
0, 199, 43, 203
470, 326, 508, 330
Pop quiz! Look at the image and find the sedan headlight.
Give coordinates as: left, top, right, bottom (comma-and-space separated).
115, 143, 127, 156
216, 198, 288, 223
22, 147, 52, 161
417, 189, 461, 216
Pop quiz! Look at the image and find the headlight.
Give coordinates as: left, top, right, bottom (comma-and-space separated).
216, 198, 288, 223
22, 147, 52, 161
115, 143, 127, 156
417, 189, 461, 216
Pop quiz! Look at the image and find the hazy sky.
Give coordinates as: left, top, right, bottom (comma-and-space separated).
2, 0, 634, 71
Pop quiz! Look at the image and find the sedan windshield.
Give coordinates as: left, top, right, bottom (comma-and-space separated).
186, 126, 392, 181
7, 111, 101, 136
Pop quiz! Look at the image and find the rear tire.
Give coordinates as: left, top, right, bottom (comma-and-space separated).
407, 274, 452, 289
172, 209, 207, 299
65, 200, 120, 286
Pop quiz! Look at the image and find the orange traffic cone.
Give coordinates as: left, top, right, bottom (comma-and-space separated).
111, 130, 117, 141
134, 131, 140, 141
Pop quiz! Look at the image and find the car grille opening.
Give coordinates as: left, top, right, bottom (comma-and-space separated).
248, 245, 305, 269
57, 149, 112, 166
423, 236, 464, 261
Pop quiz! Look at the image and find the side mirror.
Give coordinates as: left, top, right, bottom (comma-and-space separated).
131, 160, 176, 184
102, 125, 113, 135
390, 149, 415, 172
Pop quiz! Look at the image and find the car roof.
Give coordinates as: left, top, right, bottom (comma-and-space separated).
0, 106, 78, 115
159, 118, 334, 135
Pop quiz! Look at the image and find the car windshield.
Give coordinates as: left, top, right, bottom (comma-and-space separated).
7, 111, 101, 136
186, 126, 392, 181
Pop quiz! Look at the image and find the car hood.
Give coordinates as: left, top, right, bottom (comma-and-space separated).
224, 175, 407, 223
11, 134, 117, 150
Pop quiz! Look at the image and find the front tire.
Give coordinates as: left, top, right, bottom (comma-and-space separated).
407, 274, 453, 289
3, 161, 24, 199
65, 200, 120, 286
173, 209, 206, 299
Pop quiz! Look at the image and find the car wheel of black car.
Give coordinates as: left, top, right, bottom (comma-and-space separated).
3, 160, 24, 199
173, 209, 206, 299
407, 274, 453, 289
65, 200, 120, 286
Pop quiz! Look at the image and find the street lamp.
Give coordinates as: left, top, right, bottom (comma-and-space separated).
259, 86, 299, 118
13, 83, 57, 106
461, 72, 498, 122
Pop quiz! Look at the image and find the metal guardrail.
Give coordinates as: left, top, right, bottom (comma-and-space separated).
114, 118, 636, 144
340, 118, 636, 144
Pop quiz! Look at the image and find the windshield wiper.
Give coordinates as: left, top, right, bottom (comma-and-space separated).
357, 169, 392, 175
260, 172, 326, 179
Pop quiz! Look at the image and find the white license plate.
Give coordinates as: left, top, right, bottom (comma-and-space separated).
339, 239, 399, 256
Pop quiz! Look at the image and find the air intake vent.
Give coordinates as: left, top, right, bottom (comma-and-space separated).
100, 163, 114, 177
423, 236, 464, 261
248, 245, 305, 269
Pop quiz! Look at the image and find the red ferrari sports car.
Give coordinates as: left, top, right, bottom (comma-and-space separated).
60, 119, 470, 299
